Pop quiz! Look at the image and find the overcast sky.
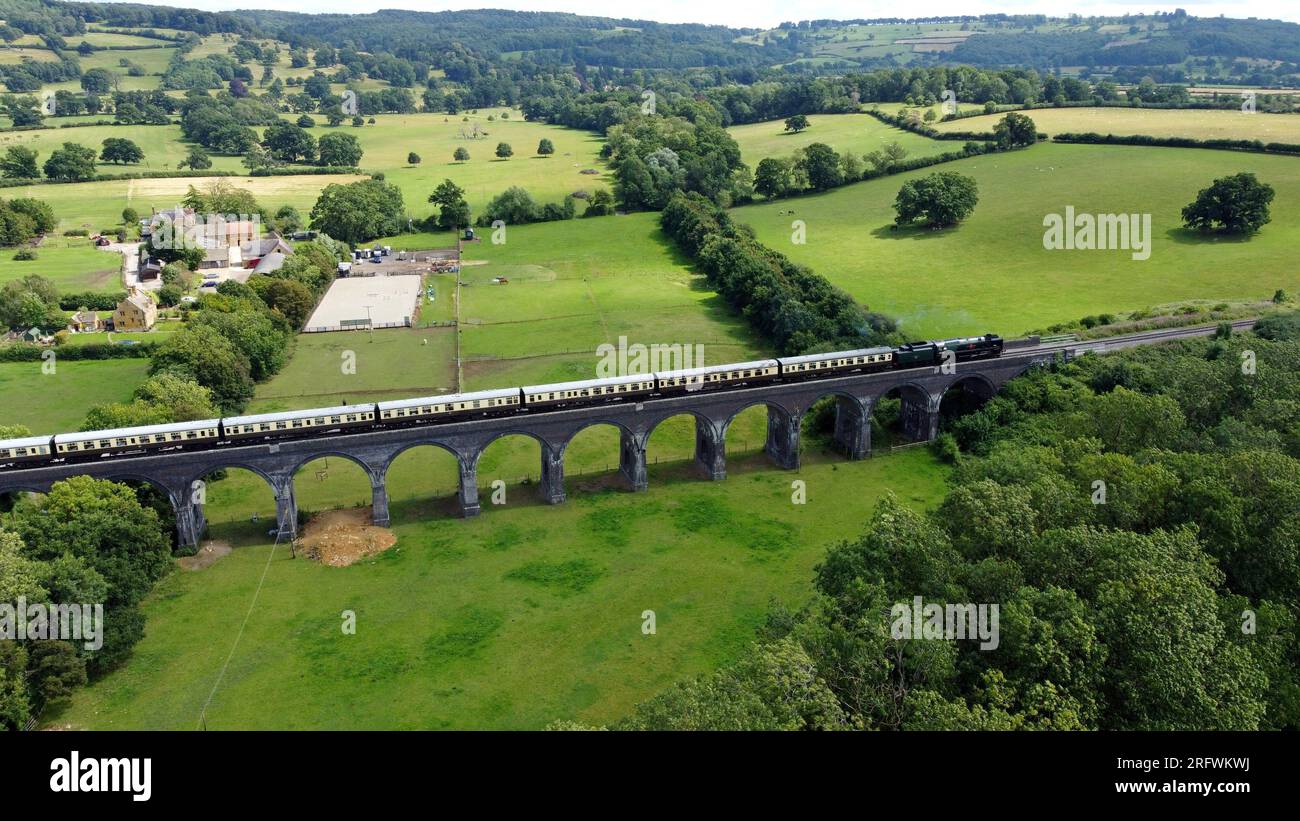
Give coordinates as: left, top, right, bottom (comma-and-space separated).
108, 2, 1299, 28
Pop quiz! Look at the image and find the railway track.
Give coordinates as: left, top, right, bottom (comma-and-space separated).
1021, 318, 1258, 357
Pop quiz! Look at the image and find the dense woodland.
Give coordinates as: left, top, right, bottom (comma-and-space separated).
563, 319, 1300, 730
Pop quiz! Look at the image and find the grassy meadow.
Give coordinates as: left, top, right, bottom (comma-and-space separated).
48, 446, 949, 730
0, 123, 246, 176
4, 173, 368, 233
249, 325, 459, 412
932, 105, 1300, 143
0, 358, 151, 434
1, 108, 601, 236
276, 109, 611, 217
737, 141, 1300, 338
0, 236, 121, 292
727, 113, 956, 166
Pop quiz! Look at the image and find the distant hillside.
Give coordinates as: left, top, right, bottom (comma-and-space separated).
226, 8, 790, 70
2, 2, 1298, 84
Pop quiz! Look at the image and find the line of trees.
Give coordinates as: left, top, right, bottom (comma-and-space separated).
660, 192, 895, 355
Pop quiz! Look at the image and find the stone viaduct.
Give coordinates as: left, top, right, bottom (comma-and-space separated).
0, 349, 1066, 548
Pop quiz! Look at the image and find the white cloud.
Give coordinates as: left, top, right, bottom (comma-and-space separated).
104, 1, 1300, 28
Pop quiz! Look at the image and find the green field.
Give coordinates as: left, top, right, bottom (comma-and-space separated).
932, 106, 1300, 143
48, 446, 949, 730
0, 358, 150, 434
727, 113, 955, 166
0, 236, 121, 291
2, 109, 599, 232
737, 141, 1300, 338
276, 109, 610, 217
0, 123, 245, 177
250, 325, 459, 412
248, 211, 772, 484
5, 172, 367, 233
381, 212, 769, 391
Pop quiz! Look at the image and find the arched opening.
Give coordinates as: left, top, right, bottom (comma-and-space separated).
291, 453, 374, 526
870, 383, 934, 449
939, 375, 996, 429
384, 442, 463, 520
563, 421, 625, 496
0, 486, 47, 524
103, 475, 180, 553
196, 465, 280, 547
475, 431, 546, 512
800, 393, 866, 462
723, 403, 785, 474
645, 412, 706, 483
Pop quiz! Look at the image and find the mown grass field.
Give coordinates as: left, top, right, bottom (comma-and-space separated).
738, 141, 1300, 338
249, 325, 459, 413
252, 211, 772, 480
0, 358, 150, 434
727, 113, 956, 167
383, 212, 768, 392
5, 173, 367, 233
0, 236, 121, 291
932, 106, 1300, 143
4, 109, 598, 232
48, 446, 949, 730
274, 109, 609, 217
0, 123, 245, 176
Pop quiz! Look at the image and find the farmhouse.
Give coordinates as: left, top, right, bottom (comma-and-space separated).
253, 250, 289, 275
112, 291, 157, 332
242, 236, 293, 268
68, 310, 101, 333
199, 245, 242, 270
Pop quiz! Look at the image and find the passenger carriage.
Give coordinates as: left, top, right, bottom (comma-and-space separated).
0, 434, 55, 468
54, 420, 221, 461
223, 404, 376, 441
777, 347, 895, 379
523, 375, 655, 409
656, 359, 780, 394
378, 388, 522, 422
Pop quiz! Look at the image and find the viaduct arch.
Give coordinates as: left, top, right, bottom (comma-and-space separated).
0, 350, 1063, 548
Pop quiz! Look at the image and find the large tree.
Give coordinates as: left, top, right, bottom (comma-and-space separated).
753, 157, 795, 199
1181, 172, 1275, 235
12, 477, 171, 610
0, 146, 39, 179
316, 132, 363, 167
42, 143, 97, 182
99, 137, 144, 165
149, 324, 255, 413
993, 111, 1039, 148
309, 178, 406, 244
262, 121, 317, 163
798, 143, 843, 192
427, 178, 470, 231
783, 114, 810, 133
893, 171, 980, 229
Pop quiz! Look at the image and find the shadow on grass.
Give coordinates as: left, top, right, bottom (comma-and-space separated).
1164, 227, 1258, 246
870, 222, 962, 241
